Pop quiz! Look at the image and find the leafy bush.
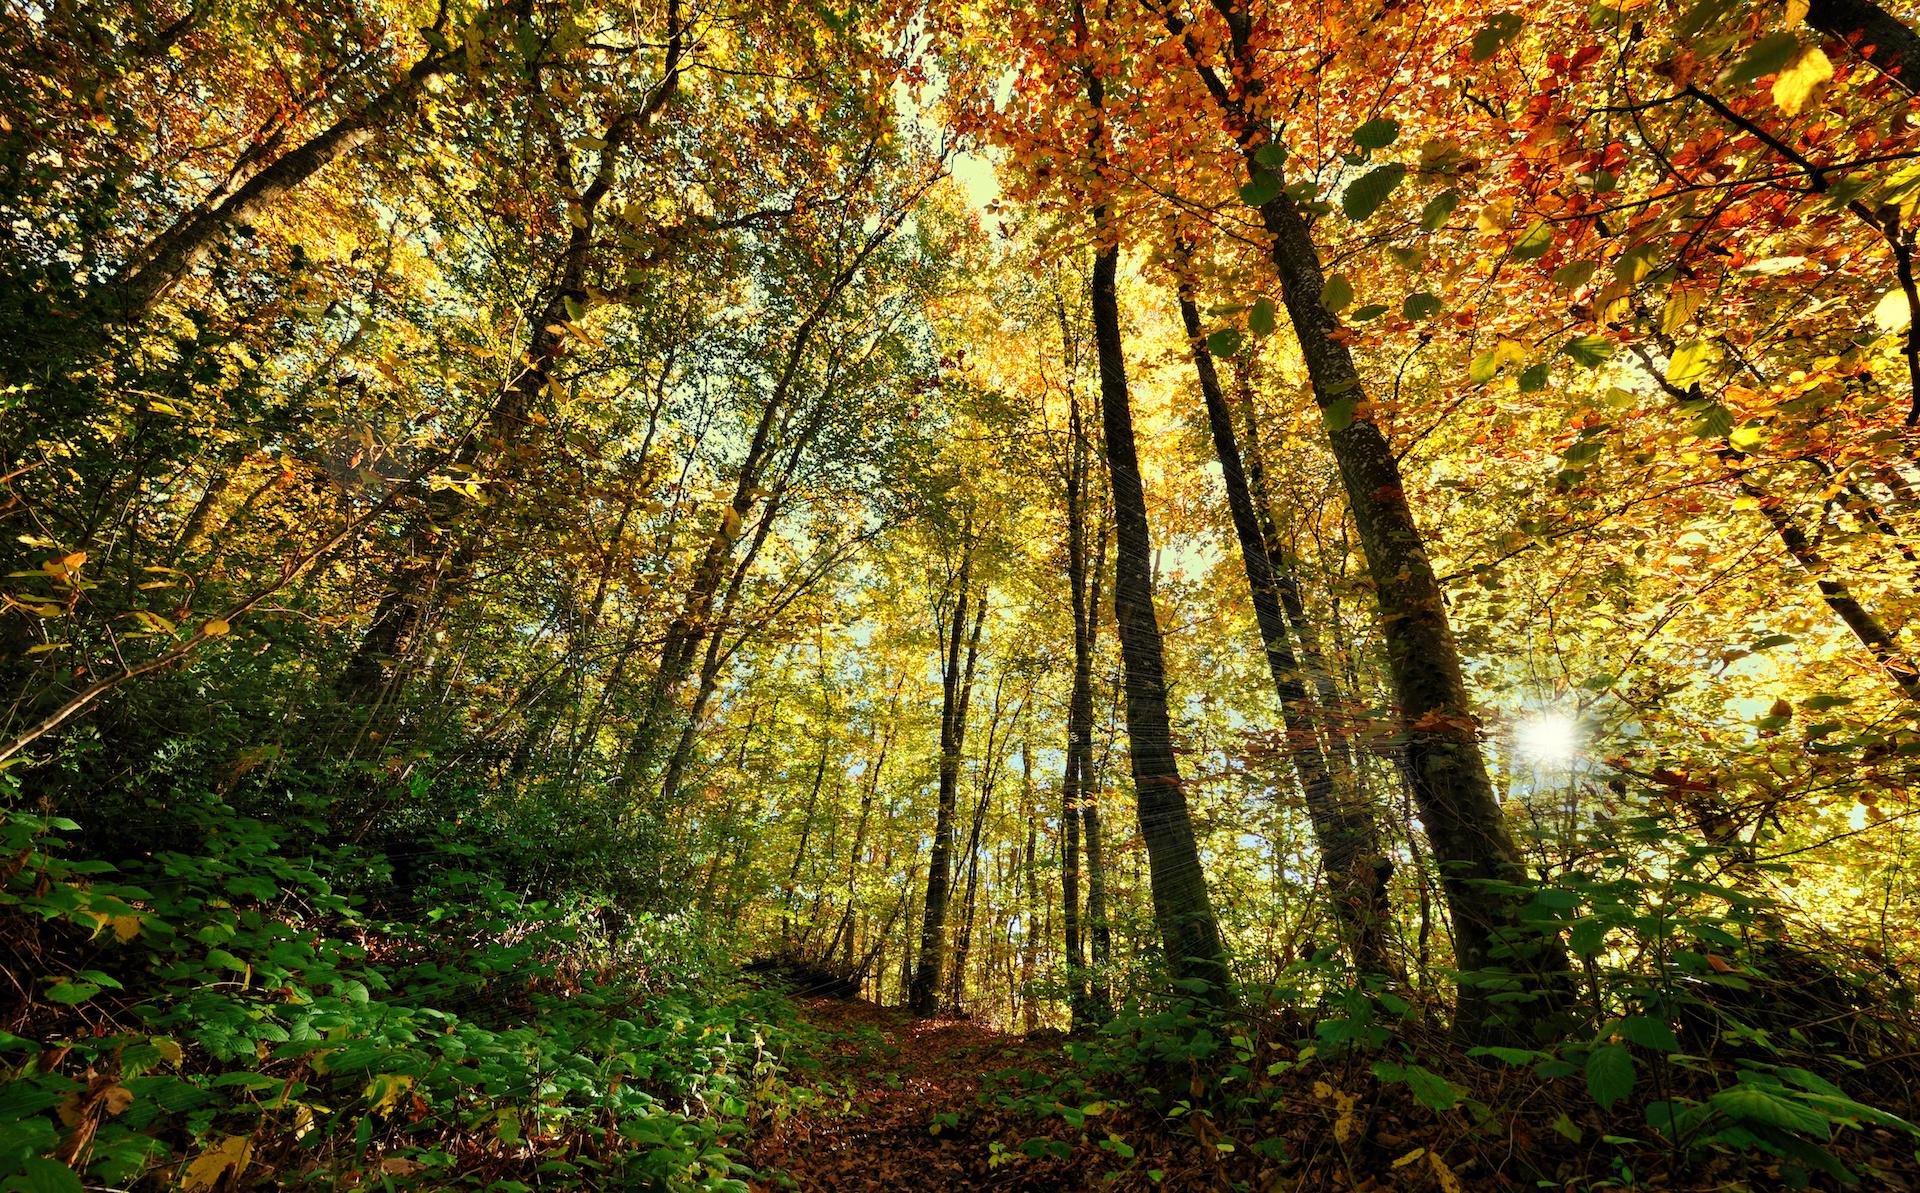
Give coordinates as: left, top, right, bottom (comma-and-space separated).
0, 795, 803, 1190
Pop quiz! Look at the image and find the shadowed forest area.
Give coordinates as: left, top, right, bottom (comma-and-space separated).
10, 0, 1920, 1187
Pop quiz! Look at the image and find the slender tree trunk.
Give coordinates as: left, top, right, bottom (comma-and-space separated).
1061, 384, 1093, 1021
948, 678, 1011, 1010
780, 726, 834, 938
1089, 242, 1231, 1004
910, 549, 987, 1014
1175, 276, 1398, 977
827, 709, 895, 963
1169, 1, 1567, 1038
1236, 363, 1360, 775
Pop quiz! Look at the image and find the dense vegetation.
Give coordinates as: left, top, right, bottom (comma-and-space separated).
6, 0, 1920, 1187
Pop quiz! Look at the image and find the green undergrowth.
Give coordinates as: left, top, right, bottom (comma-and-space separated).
979, 822, 1920, 1190
0, 792, 820, 1192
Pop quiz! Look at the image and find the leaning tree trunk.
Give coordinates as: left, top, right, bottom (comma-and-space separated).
110, 42, 460, 320
1072, 0, 1230, 1005
1176, 274, 1398, 978
1166, 0, 1568, 1039
1089, 242, 1231, 1004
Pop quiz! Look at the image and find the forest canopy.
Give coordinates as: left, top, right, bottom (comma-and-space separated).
5, 0, 1920, 1188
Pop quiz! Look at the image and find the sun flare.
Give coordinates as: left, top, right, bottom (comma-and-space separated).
1515, 713, 1581, 766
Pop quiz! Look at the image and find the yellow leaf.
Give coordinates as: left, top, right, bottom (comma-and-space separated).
1785, 0, 1809, 20
151, 1037, 184, 1066
102, 1084, 133, 1116
201, 618, 231, 637
1393, 1146, 1428, 1168
1429, 1150, 1465, 1193
1874, 288, 1911, 333
110, 914, 142, 942
1660, 289, 1706, 336
182, 1135, 253, 1192
1476, 198, 1514, 235
1773, 46, 1832, 115
364, 1073, 415, 1117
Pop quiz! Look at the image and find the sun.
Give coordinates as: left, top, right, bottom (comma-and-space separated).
1515, 712, 1581, 766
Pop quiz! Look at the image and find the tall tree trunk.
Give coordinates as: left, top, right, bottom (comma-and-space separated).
1061, 377, 1093, 1022
909, 548, 987, 1014
336, 7, 687, 707
948, 677, 1012, 1010
780, 725, 835, 938
1235, 362, 1360, 776
1175, 274, 1398, 977
1072, 0, 1230, 1006
1089, 242, 1231, 1004
1171, 2, 1567, 1038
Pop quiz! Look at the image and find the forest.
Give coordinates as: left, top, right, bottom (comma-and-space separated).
6, 0, 1920, 1187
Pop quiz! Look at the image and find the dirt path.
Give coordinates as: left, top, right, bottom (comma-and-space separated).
745, 998, 1090, 1191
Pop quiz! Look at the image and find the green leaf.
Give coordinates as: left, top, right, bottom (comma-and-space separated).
1351, 303, 1389, 322
1519, 361, 1550, 393
1353, 117, 1401, 149
1206, 329, 1244, 358
1724, 31, 1801, 85
1240, 173, 1283, 207
1471, 12, 1524, 61
1666, 341, 1715, 386
17, 1158, 83, 1193
1403, 1064, 1462, 1110
1402, 292, 1442, 320
1419, 189, 1460, 232
1469, 349, 1500, 384
1618, 1016, 1680, 1052
1569, 919, 1608, 955
1342, 162, 1407, 221
1323, 395, 1360, 432
1551, 260, 1596, 289
44, 980, 101, 1005
1562, 335, 1612, 368
1691, 403, 1735, 440
1467, 1046, 1542, 1066
1586, 1044, 1636, 1110
1249, 297, 1277, 336
1254, 143, 1288, 169
1710, 1085, 1831, 1135
1321, 274, 1355, 313
1510, 220, 1554, 260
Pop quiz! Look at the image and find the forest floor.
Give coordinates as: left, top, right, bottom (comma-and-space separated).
740, 997, 1920, 1192
744, 997, 1098, 1191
